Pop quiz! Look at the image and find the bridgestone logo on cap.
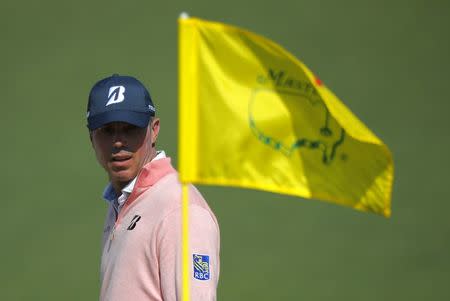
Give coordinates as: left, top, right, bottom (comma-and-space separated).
106, 86, 126, 106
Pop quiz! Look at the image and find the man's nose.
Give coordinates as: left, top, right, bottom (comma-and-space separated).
112, 130, 126, 148
113, 139, 124, 149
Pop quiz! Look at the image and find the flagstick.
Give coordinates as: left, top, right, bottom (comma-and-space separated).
179, 11, 191, 301
181, 183, 190, 301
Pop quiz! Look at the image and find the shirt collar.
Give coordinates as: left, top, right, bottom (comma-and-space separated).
102, 150, 167, 202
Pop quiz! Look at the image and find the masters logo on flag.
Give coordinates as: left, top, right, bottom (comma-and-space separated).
250, 68, 346, 164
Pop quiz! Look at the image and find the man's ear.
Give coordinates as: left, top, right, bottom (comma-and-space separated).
151, 118, 160, 145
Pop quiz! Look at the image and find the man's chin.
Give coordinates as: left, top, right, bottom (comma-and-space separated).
109, 169, 137, 184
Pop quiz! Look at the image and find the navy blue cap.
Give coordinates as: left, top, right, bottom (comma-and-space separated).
86, 74, 156, 130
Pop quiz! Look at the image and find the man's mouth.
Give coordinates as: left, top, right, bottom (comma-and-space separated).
111, 154, 132, 162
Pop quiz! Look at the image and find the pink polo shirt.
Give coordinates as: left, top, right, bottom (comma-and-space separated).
100, 157, 220, 301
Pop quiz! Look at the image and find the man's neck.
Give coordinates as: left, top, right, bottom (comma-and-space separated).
113, 181, 131, 196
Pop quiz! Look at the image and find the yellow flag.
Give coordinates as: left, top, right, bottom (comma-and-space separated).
178, 17, 394, 217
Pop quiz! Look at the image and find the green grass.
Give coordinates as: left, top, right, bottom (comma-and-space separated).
1, 0, 450, 300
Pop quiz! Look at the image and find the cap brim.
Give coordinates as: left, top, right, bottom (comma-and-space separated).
87, 110, 151, 130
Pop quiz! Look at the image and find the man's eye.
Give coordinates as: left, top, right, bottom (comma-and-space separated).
124, 125, 140, 133
99, 126, 114, 135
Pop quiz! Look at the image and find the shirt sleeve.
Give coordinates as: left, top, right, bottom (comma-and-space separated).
157, 204, 220, 301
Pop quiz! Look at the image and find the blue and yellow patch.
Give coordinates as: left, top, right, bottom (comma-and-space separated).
193, 254, 210, 280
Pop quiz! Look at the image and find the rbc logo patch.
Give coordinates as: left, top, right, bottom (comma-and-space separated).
193, 254, 210, 280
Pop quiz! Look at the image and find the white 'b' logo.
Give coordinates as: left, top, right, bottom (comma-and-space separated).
106, 86, 125, 106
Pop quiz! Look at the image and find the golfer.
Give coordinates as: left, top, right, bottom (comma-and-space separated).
87, 74, 220, 301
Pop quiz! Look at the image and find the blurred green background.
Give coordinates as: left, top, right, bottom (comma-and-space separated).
2, 0, 450, 300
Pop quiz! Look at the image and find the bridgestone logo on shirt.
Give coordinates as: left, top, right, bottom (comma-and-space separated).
127, 215, 141, 230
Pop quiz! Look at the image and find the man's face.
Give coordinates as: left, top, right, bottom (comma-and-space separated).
90, 119, 159, 187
